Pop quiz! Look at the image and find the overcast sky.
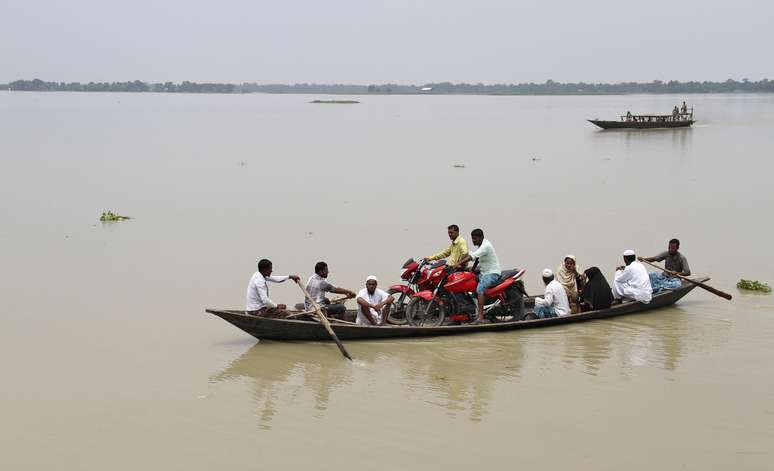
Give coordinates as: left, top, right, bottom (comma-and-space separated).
1, 0, 771, 84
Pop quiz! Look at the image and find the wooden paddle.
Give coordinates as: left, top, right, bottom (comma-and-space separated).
295, 280, 353, 360
639, 259, 732, 300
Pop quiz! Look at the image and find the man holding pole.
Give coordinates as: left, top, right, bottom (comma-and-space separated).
640, 239, 690, 292
246, 258, 300, 317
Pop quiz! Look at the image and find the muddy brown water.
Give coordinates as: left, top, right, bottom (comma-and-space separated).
1, 91, 773, 470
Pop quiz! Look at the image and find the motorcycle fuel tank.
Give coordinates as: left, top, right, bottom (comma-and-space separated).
444, 271, 478, 293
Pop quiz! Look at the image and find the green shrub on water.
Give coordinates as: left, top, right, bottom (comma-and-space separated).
736, 279, 771, 293
100, 211, 131, 222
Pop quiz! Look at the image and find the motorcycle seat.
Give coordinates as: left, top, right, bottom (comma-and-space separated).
498, 268, 525, 282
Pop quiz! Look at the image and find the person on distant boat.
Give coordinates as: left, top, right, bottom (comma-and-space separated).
425, 224, 469, 269
672, 106, 680, 120
246, 258, 300, 317
626, 111, 633, 121
457, 228, 502, 324
305, 261, 357, 319
612, 250, 652, 304
532, 268, 571, 318
580, 267, 613, 312
556, 255, 585, 313
355, 276, 394, 326
681, 101, 688, 114
640, 238, 690, 293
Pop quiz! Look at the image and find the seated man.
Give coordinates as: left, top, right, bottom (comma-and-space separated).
305, 261, 356, 318
533, 268, 571, 318
640, 238, 690, 293
246, 258, 300, 317
457, 228, 501, 324
612, 250, 652, 303
355, 276, 394, 326
425, 224, 469, 269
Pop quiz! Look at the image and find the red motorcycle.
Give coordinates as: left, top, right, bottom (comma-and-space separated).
387, 258, 447, 324
405, 263, 527, 326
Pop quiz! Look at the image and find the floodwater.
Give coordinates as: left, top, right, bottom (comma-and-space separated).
1, 91, 773, 470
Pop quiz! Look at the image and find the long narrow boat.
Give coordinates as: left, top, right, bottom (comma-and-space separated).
206, 278, 706, 341
589, 107, 695, 130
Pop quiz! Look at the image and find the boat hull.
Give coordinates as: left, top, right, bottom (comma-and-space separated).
589, 119, 694, 130
207, 279, 705, 341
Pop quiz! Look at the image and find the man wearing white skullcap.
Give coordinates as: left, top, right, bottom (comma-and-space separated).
612, 249, 652, 303
532, 268, 571, 318
355, 275, 394, 325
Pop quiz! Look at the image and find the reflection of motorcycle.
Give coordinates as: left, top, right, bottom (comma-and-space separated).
387, 258, 446, 324
405, 264, 527, 326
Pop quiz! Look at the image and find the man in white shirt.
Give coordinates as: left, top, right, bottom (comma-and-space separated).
457, 228, 502, 324
532, 268, 571, 318
612, 249, 653, 304
355, 276, 394, 326
246, 258, 300, 317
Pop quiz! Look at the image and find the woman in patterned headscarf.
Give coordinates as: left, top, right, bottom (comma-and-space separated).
556, 255, 585, 313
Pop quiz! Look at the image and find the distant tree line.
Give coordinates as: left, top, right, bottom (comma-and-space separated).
3, 78, 774, 94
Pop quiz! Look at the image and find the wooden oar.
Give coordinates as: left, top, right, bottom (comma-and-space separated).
285, 309, 317, 319
324, 295, 352, 305
295, 280, 353, 360
640, 259, 732, 300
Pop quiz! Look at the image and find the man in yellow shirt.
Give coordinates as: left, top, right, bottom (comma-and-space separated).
426, 224, 469, 269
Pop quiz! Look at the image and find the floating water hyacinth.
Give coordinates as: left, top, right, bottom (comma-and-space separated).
100, 211, 131, 222
736, 279, 771, 293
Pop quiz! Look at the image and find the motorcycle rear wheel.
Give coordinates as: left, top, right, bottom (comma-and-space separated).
405, 297, 446, 327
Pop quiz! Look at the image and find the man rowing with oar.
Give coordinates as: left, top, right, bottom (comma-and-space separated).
305, 261, 357, 319
639, 238, 691, 293
245, 258, 300, 317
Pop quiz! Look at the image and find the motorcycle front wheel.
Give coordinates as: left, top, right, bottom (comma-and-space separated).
405, 297, 446, 327
386, 288, 410, 325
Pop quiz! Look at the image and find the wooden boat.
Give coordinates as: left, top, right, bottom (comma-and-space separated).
589, 107, 695, 129
206, 278, 707, 341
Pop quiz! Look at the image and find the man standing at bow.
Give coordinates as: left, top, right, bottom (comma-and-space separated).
246, 258, 300, 317
612, 250, 652, 304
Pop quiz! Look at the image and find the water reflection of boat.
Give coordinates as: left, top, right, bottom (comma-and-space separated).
210, 337, 526, 425
206, 279, 707, 341
208, 308, 707, 427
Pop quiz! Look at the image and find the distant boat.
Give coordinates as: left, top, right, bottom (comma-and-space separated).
589, 106, 695, 129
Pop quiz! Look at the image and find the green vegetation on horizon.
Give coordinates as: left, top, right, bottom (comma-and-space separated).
737, 279, 772, 293
4, 78, 774, 95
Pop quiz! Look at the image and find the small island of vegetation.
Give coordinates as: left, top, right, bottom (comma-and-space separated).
100, 211, 131, 222
737, 279, 771, 293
